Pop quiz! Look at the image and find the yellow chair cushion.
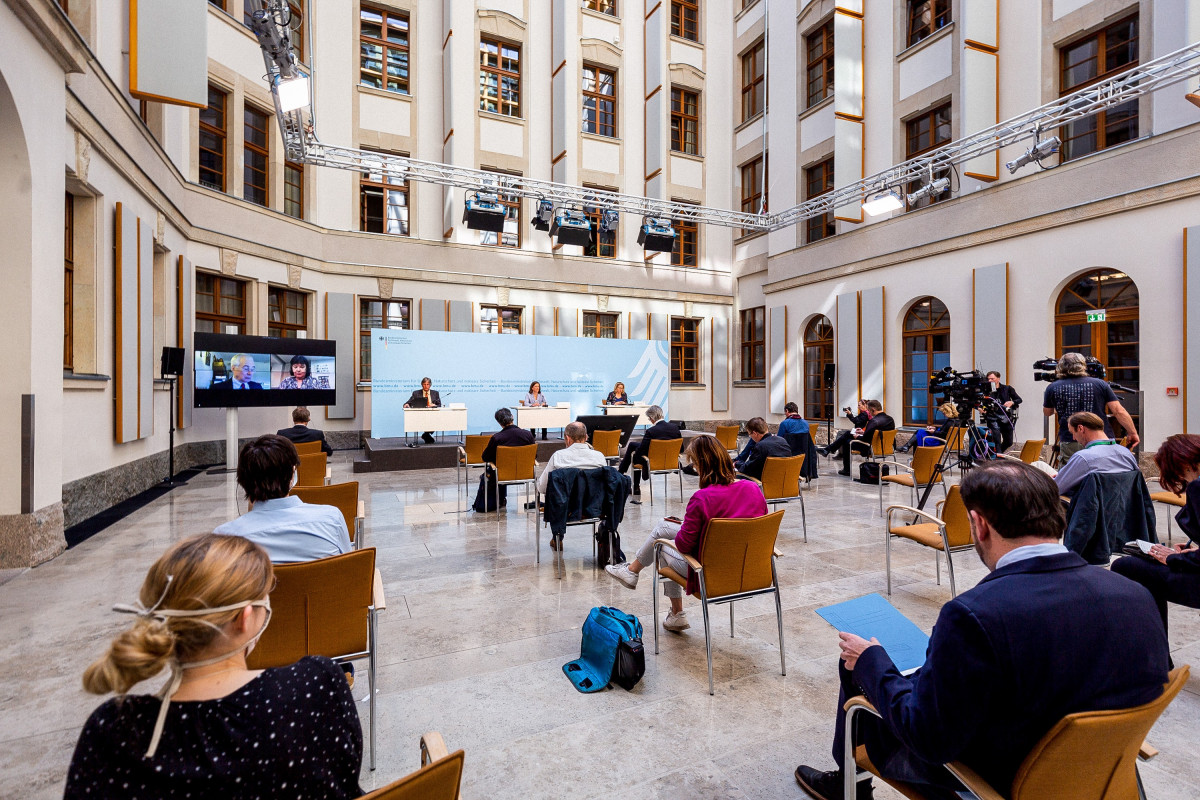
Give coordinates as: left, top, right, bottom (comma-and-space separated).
657, 565, 688, 588
1150, 491, 1185, 508
889, 523, 945, 550
853, 746, 928, 800
882, 474, 915, 488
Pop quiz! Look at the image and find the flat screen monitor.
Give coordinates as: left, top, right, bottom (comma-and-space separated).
576, 414, 640, 448
193, 332, 336, 408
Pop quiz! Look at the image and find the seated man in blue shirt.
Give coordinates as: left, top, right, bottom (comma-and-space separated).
215, 434, 351, 562
1053, 411, 1139, 497
777, 402, 810, 437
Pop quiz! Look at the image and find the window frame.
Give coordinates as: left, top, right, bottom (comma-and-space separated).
671, 210, 698, 267
906, 0, 951, 48
582, 64, 618, 138
739, 306, 766, 381
480, 170, 522, 248
740, 39, 765, 121
267, 287, 308, 339
64, 192, 74, 370
243, 103, 270, 207
480, 304, 523, 334
1054, 269, 1140, 405
805, 20, 834, 109
670, 317, 701, 384
739, 155, 766, 235
198, 84, 227, 192
358, 297, 412, 383
284, 161, 303, 219
1058, 15, 1139, 162
670, 87, 700, 155
479, 36, 521, 118
195, 273, 247, 335
671, 0, 699, 41
902, 296, 951, 426
582, 0, 618, 17
803, 315, 835, 420
804, 157, 835, 243
359, 149, 410, 236
582, 312, 619, 339
904, 103, 952, 210
359, 5, 410, 95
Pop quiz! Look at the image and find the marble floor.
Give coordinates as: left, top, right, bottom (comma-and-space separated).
3, 455, 1200, 800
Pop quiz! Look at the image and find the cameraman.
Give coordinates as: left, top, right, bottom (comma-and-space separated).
1042, 352, 1139, 460
985, 371, 1021, 453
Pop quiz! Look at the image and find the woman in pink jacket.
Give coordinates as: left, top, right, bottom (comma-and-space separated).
606, 434, 767, 631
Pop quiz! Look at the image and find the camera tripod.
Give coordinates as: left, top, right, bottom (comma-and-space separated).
914, 409, 979, 511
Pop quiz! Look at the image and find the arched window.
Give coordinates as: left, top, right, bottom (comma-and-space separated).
903, 297, 951, 425
1056, 268, 1140, 422
803, 316, 834, 420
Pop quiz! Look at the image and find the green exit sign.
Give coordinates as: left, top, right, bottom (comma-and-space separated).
1086, 310, 1107, 323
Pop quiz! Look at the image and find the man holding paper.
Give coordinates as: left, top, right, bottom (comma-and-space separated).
795, 461, 1169, 800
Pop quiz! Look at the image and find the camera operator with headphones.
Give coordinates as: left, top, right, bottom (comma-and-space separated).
985, 371, 1021, 453
1042, 352, 1139, 461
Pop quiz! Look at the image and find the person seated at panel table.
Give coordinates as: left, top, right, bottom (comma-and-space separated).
1052, 411, 1139, 498
617, 405, 681, 504
210, 353, 263, 390
604, 381, 629, 405
404, 376, 442, 444
64, 534, 363, 800
276, 354, 330, 389
522, 380, 550, 441
472, 407, 538, 512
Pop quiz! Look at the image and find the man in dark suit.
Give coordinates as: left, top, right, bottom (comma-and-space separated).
617, 405, 680, 504
472, 407, 537, 512
276, 406, 333, 456
986, 370, 1022, 453
404, 376, 441, 444
738, 417, 792, 480
794, 461, 1169, 800
819, 399, 895, 476
210, 353, 263, 390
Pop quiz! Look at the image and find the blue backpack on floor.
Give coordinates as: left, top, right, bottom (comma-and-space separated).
563, 607, 644, 693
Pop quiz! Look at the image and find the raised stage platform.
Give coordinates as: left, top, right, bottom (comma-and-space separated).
353, 437, 568, 473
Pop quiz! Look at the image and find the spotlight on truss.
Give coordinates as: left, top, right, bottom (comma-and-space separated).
905, 176, 951, 206
551, 208, 592, 247
463, 192, 507, 232
532, 199, 554, 231
637, 217, 676, 251
1005, 136, 1061, 174
861, 189, 903, 217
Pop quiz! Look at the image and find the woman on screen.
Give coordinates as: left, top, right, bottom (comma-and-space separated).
605, 381, 629, 406
522, 381, 549, 440
277, 354, 330, 390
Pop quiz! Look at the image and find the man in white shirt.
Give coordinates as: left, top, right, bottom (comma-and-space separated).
1053, 411, 1139, 497
537, 421, 607, 494
215, 434, 351, 562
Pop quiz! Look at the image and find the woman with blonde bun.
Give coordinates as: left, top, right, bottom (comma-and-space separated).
65, 534, 362, 799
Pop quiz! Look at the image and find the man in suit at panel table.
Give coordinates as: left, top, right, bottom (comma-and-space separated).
472, 407, 537, 512
210, 353, 263, 390
276, 406, 333, 456
737, 416, 793, 481
617, 405, 681, 505
404, 376, 442, 444
793, 460, 1169, 800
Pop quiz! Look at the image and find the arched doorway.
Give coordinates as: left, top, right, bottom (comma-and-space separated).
803, 315, 834, 419
903, 296, 950, 425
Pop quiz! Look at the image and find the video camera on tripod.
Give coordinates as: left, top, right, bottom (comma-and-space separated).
928, 367, 990, 417
1032, 356, 1135, 395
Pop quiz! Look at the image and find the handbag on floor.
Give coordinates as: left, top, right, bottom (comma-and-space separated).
858, 462, 890, 484
563, 606, 644, 693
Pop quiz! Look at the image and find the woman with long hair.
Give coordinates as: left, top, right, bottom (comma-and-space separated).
65, 534, 362, 799
604, 381, 629, 405
523, 380, 549, 440
605, 434, 767, 631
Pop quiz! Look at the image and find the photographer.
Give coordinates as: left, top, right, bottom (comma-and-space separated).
985, 371, 1021, 453
818, 399, 895, 476
1042, 353, 1139, 460
843, 400, 869, 429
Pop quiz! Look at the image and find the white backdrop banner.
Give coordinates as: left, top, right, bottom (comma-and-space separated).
370, 329, 670, 437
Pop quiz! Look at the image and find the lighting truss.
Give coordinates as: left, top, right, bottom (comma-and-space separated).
247, 0, 1200, 235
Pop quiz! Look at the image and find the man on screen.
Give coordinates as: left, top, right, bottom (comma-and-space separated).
211, 353, 263, 390
404, 377, 441, 444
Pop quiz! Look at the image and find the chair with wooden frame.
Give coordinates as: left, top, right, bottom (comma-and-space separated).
879, 445, 947, 514
999, 438, 1047, 465
293, 440, 323, 456
842, 666, 1189, 800
1148, 478, 1185, 544
246, 548, 385, 769
638, 437, 685, 506
884, 484, 974, 598
591, 428, 622, 466
359, 733, 464, 800
652, 510, 786, 694
456, 434, 492, 496
296, 452, 331, 486
488, 444, 539, 520
744, 455, 807, 542
715, 425, 741, 457
290, 481, 366, 548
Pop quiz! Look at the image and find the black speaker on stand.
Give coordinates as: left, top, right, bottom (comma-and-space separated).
823, 363, 837, 446
160, 347, 185, 485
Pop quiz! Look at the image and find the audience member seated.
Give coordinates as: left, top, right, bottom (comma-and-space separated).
738, 417, 793, 481
604, 435, 767, 632
65, 534, 363, 799
794, 461, 1169, 800
777, 402, 809, 437
275, 405, 334, 456
845, 399, 870, 429
214, 435, 351, 562
1112, 433, 1200, 641
1053, 411, 1139, 497
616, 405, 680, 504
896, 402, 958, 453
472, 407, 537, 512
536, 421, 607, 496
818, 399, 895, 476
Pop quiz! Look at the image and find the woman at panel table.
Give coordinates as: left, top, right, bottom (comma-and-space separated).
276, 354, 330, 390
604, 381, 629, 406
521, 380, 550, 441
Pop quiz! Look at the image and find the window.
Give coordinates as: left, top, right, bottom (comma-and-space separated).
1060, 16, 1139, 162
904, 103, 951, 210
741, 40, 765, 121
284, 161, 303, 219
359, 298, 410, 381
670, 88, 699, 155
583, 312, 619, 338
740, 155, 766, 235
479, 37, 521, 117
806, 21, 834, 108
243, 104, 270, 207
480, 172, 521, 248
360, 150, 410, 235
903, 297, 951, 425
907, 0, 951, 47
740, 307, 765, 381
583, 198, 617, 259
805, 157, 835, 243
583, 0, 617, 16
287, 1, 304, 62
671, 1, 698, 41
480, 305, 522, 334
1055, 269, 1140, 424
198, 84, 227, 191
267, 288, 307, 338
196, 273, 247, 334
582, 65, 617, 137
360, 5, 410, 94
670, 317, 699, 384
671, 211, 698, 267
64, 193, 74, 370
804, 316, 834, 420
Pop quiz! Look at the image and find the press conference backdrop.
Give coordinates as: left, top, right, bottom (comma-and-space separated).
370, 329, 670, 437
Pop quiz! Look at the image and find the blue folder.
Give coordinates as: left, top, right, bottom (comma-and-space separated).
816, 593, 931, 674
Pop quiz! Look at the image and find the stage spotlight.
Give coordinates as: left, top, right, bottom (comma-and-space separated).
861, 189, 903, 216
905, 176, 950, 206
463, 192, 507, 232
637, 216, 676, 251
1187, 83, 1200, 109
551, 208, 592, 247
600, 209, 619, 233
276, 74, 310, 112
1005, 136, 1061, 174
532, 199, 554, 231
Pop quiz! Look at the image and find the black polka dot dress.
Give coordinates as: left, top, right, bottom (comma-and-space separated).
65, 656, 363, 799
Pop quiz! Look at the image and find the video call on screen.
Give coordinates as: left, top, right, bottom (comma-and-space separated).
193, 332, 336, 409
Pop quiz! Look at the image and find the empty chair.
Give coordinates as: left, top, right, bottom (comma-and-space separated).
639, 437, 685, 505
290, 480, 366, 548
489, 443, 539, 518
715, 425, 740, 456
866, 428, 898, 464
1148, 478, 1185, 544
1000, 438, 1047, 465
879, 444, 947, 514
752, 455, 807, 542
292, 439, 323, 456
591, 428, 622, 465
358, 733, 464, 800
296, 451, 330, 486
884, 485, 974, 598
